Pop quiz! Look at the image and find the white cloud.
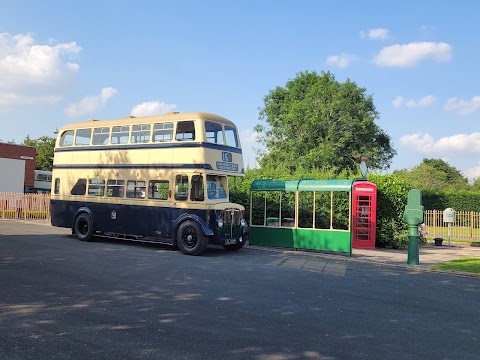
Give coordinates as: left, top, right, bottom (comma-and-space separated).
399, 132, 480, 156
444, 96, 480, 115
240, 128, 258, 146
65, 87, 117, 117
239, 128, 260, 168
360, 28, 390, 41
0, 32, 81, 106
393, 96, 404, 108
464, 164, 480, 182
325, 53, 358, 69
373, 42, 452, 67
0, 33, 81, 88
0, 92, 61, 106
393, 95, 437, 109
130, 101, 177, 117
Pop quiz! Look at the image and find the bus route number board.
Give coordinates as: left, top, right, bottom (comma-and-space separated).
217, 152, 237, 171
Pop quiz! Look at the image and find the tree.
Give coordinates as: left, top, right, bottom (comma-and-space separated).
393, 158, 469, 191
472, 177, 480, 190
254, 71, 396, 174
23, 135, 56, 171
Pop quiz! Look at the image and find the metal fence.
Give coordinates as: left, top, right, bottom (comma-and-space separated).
0, 192, 50, 220
424, 210, 480, 241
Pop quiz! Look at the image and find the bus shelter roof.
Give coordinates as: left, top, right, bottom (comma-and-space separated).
250, 179, 356, 192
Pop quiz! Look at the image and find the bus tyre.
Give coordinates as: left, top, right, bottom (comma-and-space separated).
177, 221, 208, 256
223, 237, 246, 251
74, 213, 94, 242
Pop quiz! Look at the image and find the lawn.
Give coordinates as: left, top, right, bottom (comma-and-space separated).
431, 257, 480, 274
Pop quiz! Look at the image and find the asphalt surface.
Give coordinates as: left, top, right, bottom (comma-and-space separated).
1, 221, 479, 360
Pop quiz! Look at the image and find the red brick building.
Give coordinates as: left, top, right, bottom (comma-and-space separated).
0, 142, 36, 192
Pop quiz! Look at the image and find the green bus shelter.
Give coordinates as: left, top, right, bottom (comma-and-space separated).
249, 179, 376, 256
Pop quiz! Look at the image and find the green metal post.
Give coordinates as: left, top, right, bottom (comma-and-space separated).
402, 189, 424, 266
407, 225, 419, 265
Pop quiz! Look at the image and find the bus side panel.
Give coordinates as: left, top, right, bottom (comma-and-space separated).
51, 200, 210, 242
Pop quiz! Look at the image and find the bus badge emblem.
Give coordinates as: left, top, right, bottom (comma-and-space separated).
111, 210, 117, 220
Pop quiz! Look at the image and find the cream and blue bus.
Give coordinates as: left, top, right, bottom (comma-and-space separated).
34, 170, 52, 193
50, 112, 248, 255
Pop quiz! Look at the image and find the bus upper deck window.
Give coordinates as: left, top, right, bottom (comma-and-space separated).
205, 121, 223, 144
75, 128, 92, 146
111, 126, 130, 144
224, 126, 239, 147
93, 127, 110, 145
131, 124, 151, 144
153, 123, 173, 142
175, 121, 195, 141
59, 130, 74, 147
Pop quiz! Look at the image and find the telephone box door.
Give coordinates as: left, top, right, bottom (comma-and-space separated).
352, 181, 376, 249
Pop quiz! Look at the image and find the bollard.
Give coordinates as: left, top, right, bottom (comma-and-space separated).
402, 189, 424, 265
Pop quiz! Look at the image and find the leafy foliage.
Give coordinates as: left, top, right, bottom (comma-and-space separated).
23, 135, 56, 171
472, 177, 480, 190
255, 71, 396, 174
394, 158, 469, 191
368, 173, 411, 248
422, 190, 480, 211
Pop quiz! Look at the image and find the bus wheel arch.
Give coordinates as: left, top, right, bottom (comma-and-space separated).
73, 212, 94, 242
176, 220, 208, 256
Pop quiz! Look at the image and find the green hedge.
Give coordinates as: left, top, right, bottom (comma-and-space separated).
1, 210, 49, 219
422, 190, 480, 211
367, 174, 412, 249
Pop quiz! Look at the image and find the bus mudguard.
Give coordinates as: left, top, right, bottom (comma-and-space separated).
174, 213, 214, 237
73, 207, 94, 228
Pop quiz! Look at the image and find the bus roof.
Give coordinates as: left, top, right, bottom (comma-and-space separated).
59, 112, 237, 131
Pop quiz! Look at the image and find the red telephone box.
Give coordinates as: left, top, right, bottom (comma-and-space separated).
352, 181, 376, 249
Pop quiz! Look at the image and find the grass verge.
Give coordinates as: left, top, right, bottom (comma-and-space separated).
431, 257, 480, 274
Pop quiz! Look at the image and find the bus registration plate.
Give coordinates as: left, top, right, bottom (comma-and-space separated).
224, 238, 237, 245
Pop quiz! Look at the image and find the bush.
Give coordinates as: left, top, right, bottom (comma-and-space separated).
368, 173, 411, 248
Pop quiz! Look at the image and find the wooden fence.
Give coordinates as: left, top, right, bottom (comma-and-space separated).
424, 210, 480, 241
0, 193, 50, 220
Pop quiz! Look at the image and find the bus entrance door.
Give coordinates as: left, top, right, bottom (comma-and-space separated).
352, 181, 376, 249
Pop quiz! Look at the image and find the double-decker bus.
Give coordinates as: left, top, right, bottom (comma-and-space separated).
50, 112, 248, 255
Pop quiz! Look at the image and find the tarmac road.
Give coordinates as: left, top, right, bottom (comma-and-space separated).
0, 221, 479, 360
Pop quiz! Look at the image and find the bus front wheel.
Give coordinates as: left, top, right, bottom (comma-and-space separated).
177, 221, 208, 256
74, 213, 94, 242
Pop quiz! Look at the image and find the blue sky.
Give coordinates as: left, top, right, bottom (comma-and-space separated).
1, 1, 479, 179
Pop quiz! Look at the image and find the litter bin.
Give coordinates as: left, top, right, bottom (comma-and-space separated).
282, 218, 295, 227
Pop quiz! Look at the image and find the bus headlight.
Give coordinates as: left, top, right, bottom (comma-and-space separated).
240, 218, 246, 227
217, 218, 223, 228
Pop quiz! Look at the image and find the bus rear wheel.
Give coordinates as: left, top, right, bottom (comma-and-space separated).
74, 213, 94, 242
177, 221, 208, 256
